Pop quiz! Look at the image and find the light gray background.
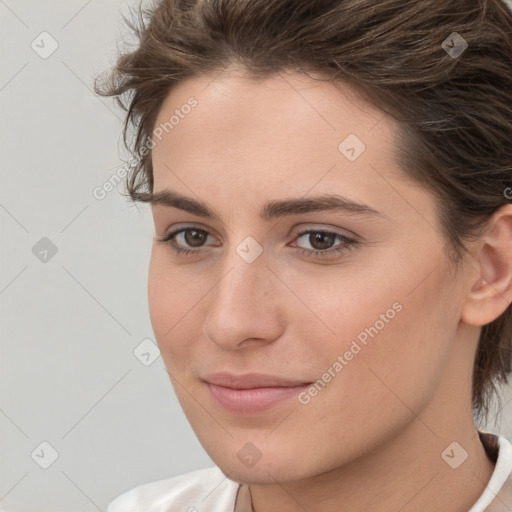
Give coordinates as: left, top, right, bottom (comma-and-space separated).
1, 1, 214, 511
1, 1, 511, 511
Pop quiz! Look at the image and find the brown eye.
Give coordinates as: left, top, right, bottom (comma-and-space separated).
306, 232, 337, 251
154, 227, 215, 256
182, 228, 208, 247
293, 229, 360, 259
154, 226, 360, 259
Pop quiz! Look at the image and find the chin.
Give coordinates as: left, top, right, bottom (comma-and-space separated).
209, 448, 317, 485
218, 463, 300, 486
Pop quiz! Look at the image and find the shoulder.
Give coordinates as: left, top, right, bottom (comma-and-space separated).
106, 466, 241, 512
474, 434, 512, 511
492, 436, 512, 508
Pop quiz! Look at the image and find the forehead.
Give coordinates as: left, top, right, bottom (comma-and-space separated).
149, 69, 410, 218
152, 69, 391, 150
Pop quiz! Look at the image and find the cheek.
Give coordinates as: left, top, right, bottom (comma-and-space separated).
147, 250, 210, 370
287, 255, 458, 411
147, 252, 169, 339
147, 252, 185, 356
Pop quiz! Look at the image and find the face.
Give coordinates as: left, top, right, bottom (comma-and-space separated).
147, 68, 475, 484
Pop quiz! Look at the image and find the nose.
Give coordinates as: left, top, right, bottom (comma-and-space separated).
202, 256, 284, 351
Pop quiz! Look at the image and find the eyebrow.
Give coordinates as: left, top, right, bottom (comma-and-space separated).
148, 189, 388, 222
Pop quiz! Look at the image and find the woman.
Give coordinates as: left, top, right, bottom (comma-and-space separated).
95, 0, 512, 509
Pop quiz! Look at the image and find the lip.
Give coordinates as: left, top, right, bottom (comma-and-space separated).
202, 372, 312, 414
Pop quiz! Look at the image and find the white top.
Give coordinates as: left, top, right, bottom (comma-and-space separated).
107, 434, 512, 512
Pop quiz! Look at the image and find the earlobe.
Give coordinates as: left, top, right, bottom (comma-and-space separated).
461, 204, 512, 327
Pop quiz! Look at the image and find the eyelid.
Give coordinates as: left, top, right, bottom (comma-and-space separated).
160, 222, 359, 244
291, 223, 360, 240
159, 222, 216, 241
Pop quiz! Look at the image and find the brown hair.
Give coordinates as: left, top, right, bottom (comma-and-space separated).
94, 0, 512, 425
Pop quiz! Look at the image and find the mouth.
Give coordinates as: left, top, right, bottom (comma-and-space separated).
202, 372, 312, 415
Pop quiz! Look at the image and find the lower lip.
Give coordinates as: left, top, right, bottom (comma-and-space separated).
206, 382, 310, 414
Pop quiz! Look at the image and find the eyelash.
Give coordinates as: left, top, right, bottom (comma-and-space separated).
154, 226, 360, 259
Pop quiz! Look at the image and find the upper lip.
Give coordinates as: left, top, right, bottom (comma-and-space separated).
203, 372, 311, 389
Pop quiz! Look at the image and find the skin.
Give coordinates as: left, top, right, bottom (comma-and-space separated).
147, 67, 512, 511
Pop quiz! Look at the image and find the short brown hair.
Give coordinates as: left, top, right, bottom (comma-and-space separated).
94, 0, 512, 424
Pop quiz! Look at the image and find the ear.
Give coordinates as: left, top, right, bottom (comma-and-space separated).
461, 203, 512, 327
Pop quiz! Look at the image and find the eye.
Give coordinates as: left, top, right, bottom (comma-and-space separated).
154, 227, 217, 256
154, 226, 360, 259
292, 229, 360, 259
